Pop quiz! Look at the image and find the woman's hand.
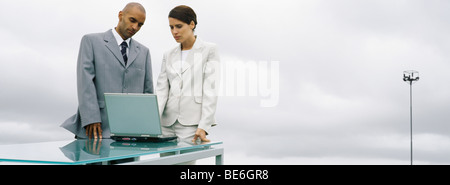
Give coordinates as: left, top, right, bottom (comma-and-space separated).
192, 128, 210, 143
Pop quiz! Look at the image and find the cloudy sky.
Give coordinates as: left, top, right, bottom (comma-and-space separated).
1, 0, 450, 165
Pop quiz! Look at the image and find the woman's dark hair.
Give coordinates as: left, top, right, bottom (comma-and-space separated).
169, 5, 197, 30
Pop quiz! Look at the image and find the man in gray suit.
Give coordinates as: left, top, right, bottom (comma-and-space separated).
61, 2, 153, 139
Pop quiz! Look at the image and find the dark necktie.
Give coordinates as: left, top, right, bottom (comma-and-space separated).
120, 41, 128, 66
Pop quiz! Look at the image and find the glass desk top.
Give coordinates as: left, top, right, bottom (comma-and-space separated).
0, 139, 222, 165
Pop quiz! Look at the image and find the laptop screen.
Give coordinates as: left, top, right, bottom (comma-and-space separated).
104, 93, 162, 137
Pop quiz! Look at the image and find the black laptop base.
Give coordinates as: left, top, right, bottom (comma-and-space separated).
111, 136, 178, 142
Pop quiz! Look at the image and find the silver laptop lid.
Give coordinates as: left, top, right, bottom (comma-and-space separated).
104, 93, 162, 137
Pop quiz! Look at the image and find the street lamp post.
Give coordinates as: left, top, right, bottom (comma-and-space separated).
403, 70, 419, 165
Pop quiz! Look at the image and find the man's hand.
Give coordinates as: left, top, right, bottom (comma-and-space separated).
85, 138, 102, 155
85, 122, 102, 139
192, 128, 210, 143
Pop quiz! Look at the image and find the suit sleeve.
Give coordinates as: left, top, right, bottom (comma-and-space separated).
156, 53, 170, 117
144, 48, 154, 94
77, 35, 101, 128
198, 45, 221, 133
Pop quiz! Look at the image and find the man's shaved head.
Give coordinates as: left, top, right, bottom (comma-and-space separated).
122, 2, 146, 14
115, 2, 146, 40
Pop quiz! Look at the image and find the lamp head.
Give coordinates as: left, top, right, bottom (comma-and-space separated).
403, 70, 419, 84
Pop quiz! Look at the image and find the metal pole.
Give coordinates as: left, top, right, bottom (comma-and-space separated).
410, 82, 413, 165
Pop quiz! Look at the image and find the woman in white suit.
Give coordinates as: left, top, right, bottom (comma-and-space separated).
156, 5, 220, 143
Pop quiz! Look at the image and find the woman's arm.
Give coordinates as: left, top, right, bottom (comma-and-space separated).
197, 44, 221, 134
156, 53, 170, 117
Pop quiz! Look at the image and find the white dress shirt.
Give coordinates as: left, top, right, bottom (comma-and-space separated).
181, 49, 190, 71
112, 27, 130, 56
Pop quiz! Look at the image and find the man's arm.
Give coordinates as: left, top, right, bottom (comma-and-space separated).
77, 35, 102, 138
144, 48, 154, 94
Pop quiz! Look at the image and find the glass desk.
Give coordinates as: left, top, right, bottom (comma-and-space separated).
0, 139, 223, 165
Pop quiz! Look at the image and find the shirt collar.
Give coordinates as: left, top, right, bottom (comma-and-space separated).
112, 27, 131, 47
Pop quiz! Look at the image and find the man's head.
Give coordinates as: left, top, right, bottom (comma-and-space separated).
116, 2, 146, 40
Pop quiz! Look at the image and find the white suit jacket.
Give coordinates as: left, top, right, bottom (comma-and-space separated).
156, 37, 220, 133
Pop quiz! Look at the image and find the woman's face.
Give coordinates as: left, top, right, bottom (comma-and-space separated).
169, 17, 195, 43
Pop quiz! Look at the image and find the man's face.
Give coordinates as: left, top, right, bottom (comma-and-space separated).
117, 7, 146, 40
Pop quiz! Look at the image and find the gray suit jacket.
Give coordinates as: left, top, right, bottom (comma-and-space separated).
61, 29, 154, 139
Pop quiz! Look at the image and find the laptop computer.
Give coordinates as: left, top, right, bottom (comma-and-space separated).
104, 93, 177, 142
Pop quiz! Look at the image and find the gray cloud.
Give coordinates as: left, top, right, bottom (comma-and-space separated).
1, 0, 450, 164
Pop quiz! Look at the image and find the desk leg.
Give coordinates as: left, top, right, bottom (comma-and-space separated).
216, 153, 224, 165
122, 148, 224, 165
133, 156, 140, 162
106, 157, 140, 165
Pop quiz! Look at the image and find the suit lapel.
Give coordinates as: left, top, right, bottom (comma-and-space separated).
169, 45, 182, 77
104, 30, 126, 67
181, 58, 191, 74
182, 37, 204, 74
126, 39, 140, 68
169, 37, 205, 76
